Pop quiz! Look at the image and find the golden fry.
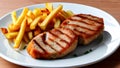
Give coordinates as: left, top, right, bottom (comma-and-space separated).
66, 10, 74, 17
30, 16, 41, 30
8, 23, 19, 31
54, 18, 61, 28
33, 8, 42, 17
11, 11, 17, 24
45, 3, 53, 12
39, 4, 63, 30
5, 32, 18, 39
26, 16, 33, 25
41, 13, 47, 21
28, 31, 33, 40
27, 10, 35, 19
0, 28, 8, 34
14, 18, 27, 48
14, 7, 28, 29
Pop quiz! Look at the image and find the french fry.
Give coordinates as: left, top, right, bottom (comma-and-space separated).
14, 18, 27, 48
59, 10, 69, 19
0, 28, 8, 34
27, 10, 35, 19
41, 8, 50, 14
33, 8, 42, 17
45, 3, 53, 12
54, 18, 61, 28
28, 31, 33, 40
14, 7, 29, 30
11, 11, 17, 24
39, 4, 63, 30
26, 16, 33, 25
19, 41, 26, 50
8, 23, 19, 32
66, 10, 74, 17
41, 13, 47, 21
5, 32, 18, 39
30, 16, 41, 30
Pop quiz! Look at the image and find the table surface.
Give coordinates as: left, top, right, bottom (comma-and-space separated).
0, 0, 120, 68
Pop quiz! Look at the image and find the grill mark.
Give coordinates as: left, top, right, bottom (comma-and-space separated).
48, 38, 64, 49
65, 20, 96, 31
65, 24, 89, 35
70, 16, 101, 26
50, 30, 70, 44
40, 33, 57, 52
45, 41, 58, 53
69, 17, 92, 25
33, 40, 47, 54
56, 30, 71, 43
55, 28, 72, 40
47, 38, 64, 53
33, 41, 45, 54
73, 28, 98, 39
69, 18, 88, 26
70, 20, 100, 31
35, 35, 56, 54
58, 28, 76, 39
68, 20, 97, 30
75, 14, 102, 24
49, 31, 68, 48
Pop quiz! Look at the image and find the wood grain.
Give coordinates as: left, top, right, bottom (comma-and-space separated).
0, 0, 120, 68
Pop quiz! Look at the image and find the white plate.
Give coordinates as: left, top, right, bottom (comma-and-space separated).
0, 2, 120, 68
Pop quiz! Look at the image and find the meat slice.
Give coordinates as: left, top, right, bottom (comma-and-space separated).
61, 14, 104, 45
27, 28, 78, 59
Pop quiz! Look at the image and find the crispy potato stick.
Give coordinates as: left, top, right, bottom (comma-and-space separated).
59, 10, 69, 19
11, 11, 17, 24
8, 23, 19, 32
30, 16, 41, 30
66, 10, 74, 17
33, 8, 42, 17
39, 4, 63, 30
5, 32, 18, 39
45, 3, 53, 12
14, 18, 27, 48
26, 16, 33, 25
0, 28, 8, 34
27, 10, 35, 19
54, 18, 61, 28
14, 7, 28, 30
28, 31, 33, 40
41, 13, 47, 21
19, 41, 26, 50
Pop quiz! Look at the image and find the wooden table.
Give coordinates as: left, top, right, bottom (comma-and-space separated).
0, 0, 120, 68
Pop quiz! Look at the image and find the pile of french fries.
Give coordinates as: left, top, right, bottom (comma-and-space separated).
0, 3, 74, 49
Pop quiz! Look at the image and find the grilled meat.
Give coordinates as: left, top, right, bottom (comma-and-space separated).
61, 14, 104, 45
27, 28, 78, 59
27, 14, 104, 59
